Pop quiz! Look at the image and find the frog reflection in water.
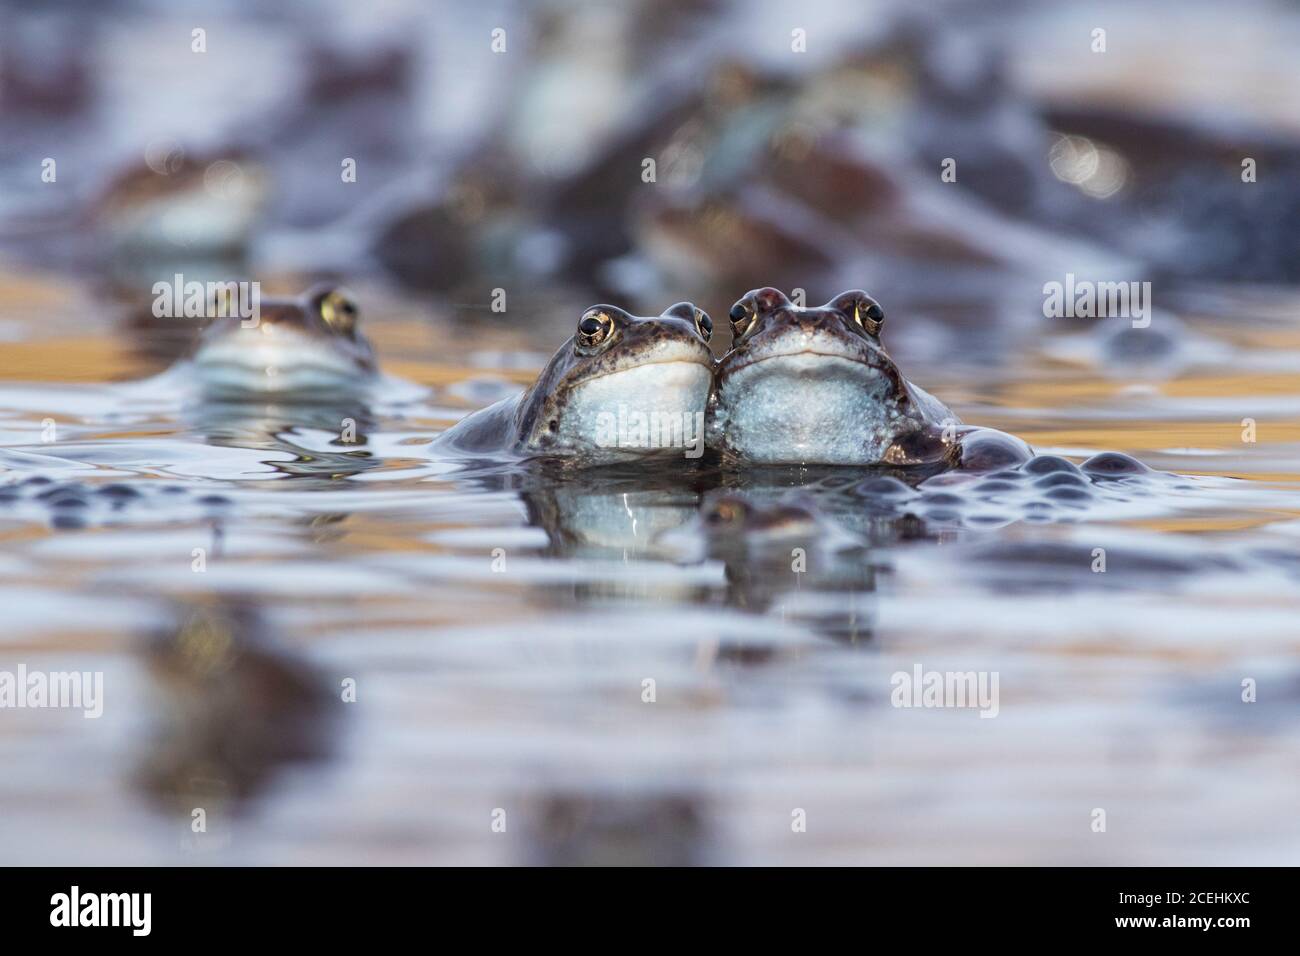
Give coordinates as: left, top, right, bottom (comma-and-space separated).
711, 287, 1032, 469
434, 303, 715, 462
672, 490, 881, 646
190, 285, 378, 401
136, 602, 334, 815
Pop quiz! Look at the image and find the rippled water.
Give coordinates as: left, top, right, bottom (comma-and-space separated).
2, 271, 1299, 865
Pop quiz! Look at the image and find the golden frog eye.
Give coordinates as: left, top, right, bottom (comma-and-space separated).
694, 308, 713, 343
852, 299, 884, 335
320, 290, 359, 335
576, 310, 613, 350
728, 301, 753, 338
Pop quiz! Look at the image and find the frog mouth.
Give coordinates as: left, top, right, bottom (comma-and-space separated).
720, 349, 902, 391
579, 338, 715, 384
192, 328, 373, 399
567, 360, 712, 411
581, 354, 714, 383
561, 339, 715, 419
719, 326, 899, 382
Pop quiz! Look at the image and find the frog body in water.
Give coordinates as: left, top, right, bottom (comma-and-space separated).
435, 303, 714, 462
710, 287, 1032, 469
93, 150, 270, 259
190, 285, 378, 401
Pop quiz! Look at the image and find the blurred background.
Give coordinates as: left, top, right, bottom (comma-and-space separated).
4, 0, 1300, 364
3, 0, 1300, 866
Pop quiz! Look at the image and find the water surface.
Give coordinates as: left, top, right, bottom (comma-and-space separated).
2, 270, 1299, 865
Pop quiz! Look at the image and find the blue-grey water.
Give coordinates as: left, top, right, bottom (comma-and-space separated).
2, 272, 1299, 865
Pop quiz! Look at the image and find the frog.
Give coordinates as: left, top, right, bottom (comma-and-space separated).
92, 150, 269, 258
189, 284, 378, 400
709, 287, 1032, 470
434, 302, 714, 462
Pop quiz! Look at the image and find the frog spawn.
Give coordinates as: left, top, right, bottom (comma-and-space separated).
0, 475, 233, 529
850, 451, 1190, 529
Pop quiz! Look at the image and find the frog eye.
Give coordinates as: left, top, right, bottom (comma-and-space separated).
852, 299, 884, 335
663, 301, 713, 343
728, 301, 754, 338
576, 310, 614, 350
319, 290, 359, 335
694, 308, 713, 343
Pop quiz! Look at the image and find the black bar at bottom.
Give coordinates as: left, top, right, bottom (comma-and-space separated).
0, 867, 1272, 941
